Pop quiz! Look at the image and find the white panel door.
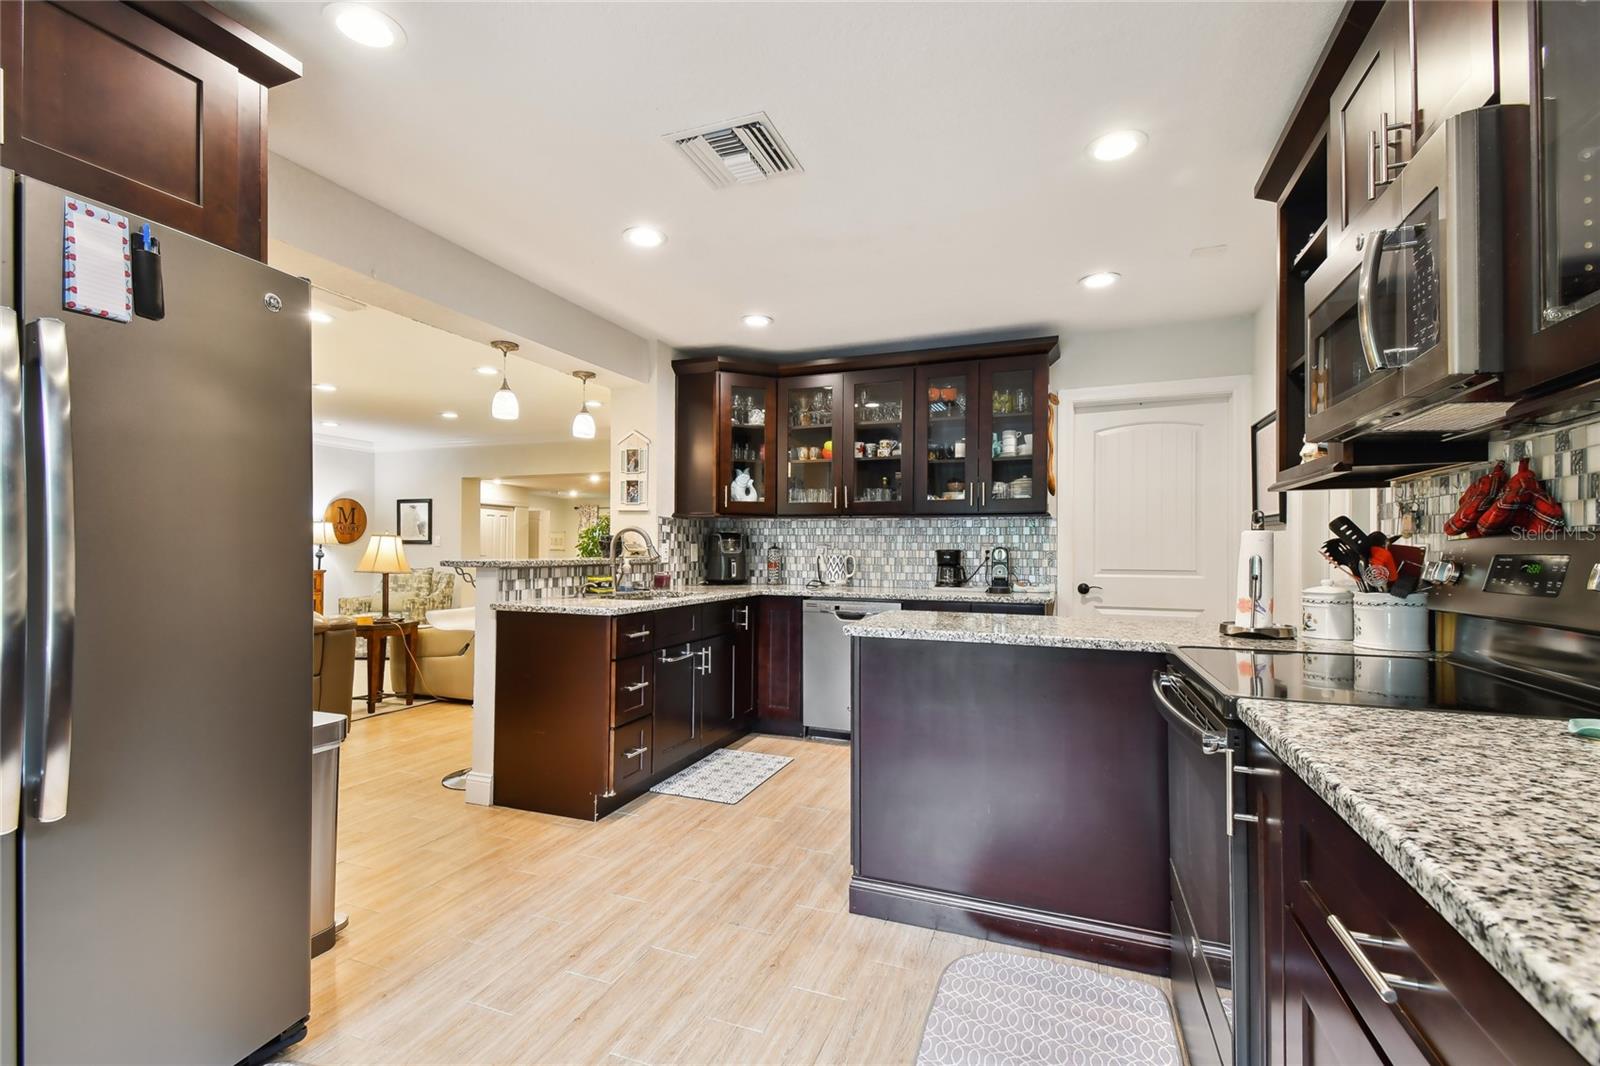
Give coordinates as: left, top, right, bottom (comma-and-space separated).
480, 506, 515, 559
1069, 394, 1235, 620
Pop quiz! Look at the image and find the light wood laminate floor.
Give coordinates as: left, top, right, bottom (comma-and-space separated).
298, 703, 1168, 1065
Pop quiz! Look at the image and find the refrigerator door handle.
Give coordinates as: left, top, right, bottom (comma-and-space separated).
24, 318, 75, 823
0, 307, 24, 835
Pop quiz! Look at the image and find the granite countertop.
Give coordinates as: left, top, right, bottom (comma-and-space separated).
841, 610, 1339, 653
442, 558, 606, 568
492, 584, 1057, 616
1240, 700, 1600, 1065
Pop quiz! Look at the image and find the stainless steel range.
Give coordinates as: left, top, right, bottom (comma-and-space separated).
1154, 532, 1600, 1065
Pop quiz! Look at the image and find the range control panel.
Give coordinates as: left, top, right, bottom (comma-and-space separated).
1484, 554, 1571, 597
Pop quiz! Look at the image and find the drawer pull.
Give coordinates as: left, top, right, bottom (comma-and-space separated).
623, 746, 649, 760
623, 681, 650, 693
1327, 914, 1399, 1004
624, 629, 652, 639
659, 648, 695, 663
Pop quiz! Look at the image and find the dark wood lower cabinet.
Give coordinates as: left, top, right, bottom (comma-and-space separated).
850, 638, 1170, 973
755, 597, 803, 735
652, 643, 700, 768
1246, 736, 1584, 1066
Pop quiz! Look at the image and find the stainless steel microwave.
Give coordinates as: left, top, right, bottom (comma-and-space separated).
1305, 106, 1528, 442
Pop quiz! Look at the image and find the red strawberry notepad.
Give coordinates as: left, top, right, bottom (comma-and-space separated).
63, 197, 133, 323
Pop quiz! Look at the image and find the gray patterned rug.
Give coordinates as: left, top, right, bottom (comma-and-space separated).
916, 952, 1181, 1066
648, 749, 793, 804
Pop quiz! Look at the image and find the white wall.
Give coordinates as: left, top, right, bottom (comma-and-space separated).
608, 339, 678, 531
312, 441, 377, 613
1053, 314, 1258, 393
372, 439, 610, 603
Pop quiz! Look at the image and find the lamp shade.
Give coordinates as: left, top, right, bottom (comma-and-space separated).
571, 409, 597, 439
312, 520, 337, 546
355, 533, 412, 575
491, 383, 520, 421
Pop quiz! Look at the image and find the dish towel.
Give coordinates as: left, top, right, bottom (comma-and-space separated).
1569, 719, 1600, 740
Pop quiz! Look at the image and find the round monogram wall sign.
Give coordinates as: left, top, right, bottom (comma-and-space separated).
324, 498, 368, 545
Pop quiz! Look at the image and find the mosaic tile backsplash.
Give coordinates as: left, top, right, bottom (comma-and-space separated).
484, 560, 609, 603
1381, 414, 1600, 555
658, 515, 1057, 590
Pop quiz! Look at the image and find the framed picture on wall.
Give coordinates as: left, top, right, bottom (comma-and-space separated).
622, 478, 644, 507
397, 498, 433, 544
617, 430, 650, 511
1250, 414, 1285, 529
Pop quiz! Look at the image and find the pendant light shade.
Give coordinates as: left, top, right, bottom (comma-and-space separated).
571, 371, 597, 439
489, 339, 520, 421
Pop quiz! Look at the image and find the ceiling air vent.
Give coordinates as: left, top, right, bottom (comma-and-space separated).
666, 112, 802, 189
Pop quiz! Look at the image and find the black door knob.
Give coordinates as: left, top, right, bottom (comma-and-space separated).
1076, 583, 1103, 595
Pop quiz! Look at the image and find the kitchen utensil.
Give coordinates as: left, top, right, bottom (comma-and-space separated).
1329, 516, 1372, 564
1388, 544, 1426, 597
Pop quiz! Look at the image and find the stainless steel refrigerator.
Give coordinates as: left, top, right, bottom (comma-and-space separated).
0, 170, 313, 1065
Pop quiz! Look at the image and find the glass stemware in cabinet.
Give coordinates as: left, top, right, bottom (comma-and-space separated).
923, 372, 970, 503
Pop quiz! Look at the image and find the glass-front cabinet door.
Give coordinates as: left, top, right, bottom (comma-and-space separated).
914, 363, 979, 513
1534, 1, 1600, 330
718, 373, 776, 515
841, 367, 913, 514
778, 374, 842, 515
977, 356, 1048, 513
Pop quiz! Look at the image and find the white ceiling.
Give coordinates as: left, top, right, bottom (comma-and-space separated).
310, 296, 610, 450
232, 1, 1342, 354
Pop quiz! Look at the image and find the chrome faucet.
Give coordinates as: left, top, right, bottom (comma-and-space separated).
608, 526, 663, 593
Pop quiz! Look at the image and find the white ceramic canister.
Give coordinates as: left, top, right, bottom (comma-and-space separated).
1301, 582, 1354, 642
1352, 592, 1430, 652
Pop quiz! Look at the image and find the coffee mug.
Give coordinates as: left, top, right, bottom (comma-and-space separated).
1001, 429, 1018, 456
954, 439, 966, 458
855, 442, 868, 458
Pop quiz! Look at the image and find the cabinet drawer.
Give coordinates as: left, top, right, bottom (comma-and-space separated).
654, 604, 702, 648
1285, 774, 1583, 1066
610, 717, 654, 795
611, 653, 654, 726
613, 613, 656, 659
701, 598, 755, 637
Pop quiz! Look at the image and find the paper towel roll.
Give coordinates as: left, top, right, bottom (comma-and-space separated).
1235, 530, 1275, 629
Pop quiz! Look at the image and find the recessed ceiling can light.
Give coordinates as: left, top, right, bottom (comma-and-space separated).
1078, 271, 1121, 290
623, 225, 666, 249
320, 420, 340, 428
588, 473, 602, 484
324, 2, 405, 49
742, 313, 773, 329
440, 411, 459, 420
313, 382, 338, 393
1087, 130, 1147, 162
308, 310, 334, 325
585, 399, 602, 409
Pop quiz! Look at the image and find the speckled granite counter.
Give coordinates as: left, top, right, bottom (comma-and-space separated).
1240, 699, 1600, 1064
490, 584, 1056, 616
842, 610, 1342, 653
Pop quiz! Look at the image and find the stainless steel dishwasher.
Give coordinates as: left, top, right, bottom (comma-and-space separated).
802, 599, 901, 737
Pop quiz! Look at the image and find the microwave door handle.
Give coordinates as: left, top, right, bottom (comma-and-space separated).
0, 308, 23, 836
1356, 229, 1388, 374
23, 319, 75, 824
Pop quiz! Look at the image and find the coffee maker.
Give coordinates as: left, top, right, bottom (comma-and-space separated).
703, 531, 747, 584
935, 549, 964, 587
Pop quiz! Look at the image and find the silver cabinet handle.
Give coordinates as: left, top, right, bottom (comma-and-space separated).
1150, 671, 1228, 755
981, 483, 986, 507
0, 308, 24, 836
659, 647, 694, 664
1326, 914, 1399, 1005
735, 605, 750, 630
624, 629, 651, 639
24, 319, 75, 824
966, 483, 973, 507
834, 484, 839, 509
622, 745, 650, 760
623, 681, 650, 693
844, 484, 850, 509
697, 646, 712, 675
724, 485, 729, 510
1233, 813, 1260, 824
1233, 765, 1279, 776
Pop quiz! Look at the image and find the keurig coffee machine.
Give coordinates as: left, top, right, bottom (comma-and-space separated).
935, 549, 964, 587
704, 531, 747, 584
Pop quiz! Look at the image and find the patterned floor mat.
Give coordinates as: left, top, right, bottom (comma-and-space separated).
648, 748, 793, 804
916, 952, 1181, 1065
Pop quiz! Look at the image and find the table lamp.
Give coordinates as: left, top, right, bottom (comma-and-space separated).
355, 533, 411, 622
312, 520, 336, 570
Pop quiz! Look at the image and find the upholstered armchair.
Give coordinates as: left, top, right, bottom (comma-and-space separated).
387, 607, 474, 702
312, 615, 357, 716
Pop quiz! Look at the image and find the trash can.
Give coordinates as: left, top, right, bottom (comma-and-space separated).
311, 711, 349, 958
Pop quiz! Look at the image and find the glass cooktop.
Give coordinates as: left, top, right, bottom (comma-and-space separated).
1176, 647, 1596, 720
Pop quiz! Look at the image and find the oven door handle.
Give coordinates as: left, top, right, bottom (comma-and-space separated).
1356, 227, 1389, 374
1151, 670, 1229, 755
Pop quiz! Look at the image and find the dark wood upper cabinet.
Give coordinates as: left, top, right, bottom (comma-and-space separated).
0, 2, 300, 261
674, 367, 778, 517
840, 366, 914, 515
1328, 1, 1405, 249
1408, 0, 1497, 150
913, 361, 981, 514
777, 373, 844, 515
975, 355, 1050, 514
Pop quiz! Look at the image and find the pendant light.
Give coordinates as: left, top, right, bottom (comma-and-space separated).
571, 371, 597, 439
489, 340, 520, 421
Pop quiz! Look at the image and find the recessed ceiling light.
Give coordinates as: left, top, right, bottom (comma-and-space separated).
568, 489, 580, 497
313, 382, 337, 393
320, 420, 340, 428
623, 225, 666, 249
324, 3, 405, 49
475, 365, 499, 376
588, 474, 602, 484
1087, 130, 1147, 162
440, 411, 459, 420
742, 313, 773, 329
308, 310, 334, 325
1078, 271, 1121, 290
